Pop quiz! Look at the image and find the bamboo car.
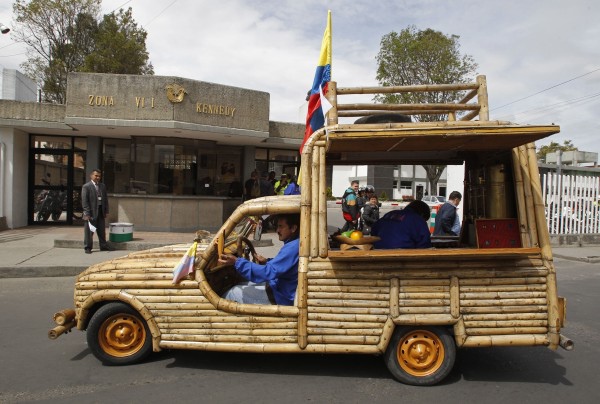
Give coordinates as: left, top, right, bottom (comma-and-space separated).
49, 76, 573, 386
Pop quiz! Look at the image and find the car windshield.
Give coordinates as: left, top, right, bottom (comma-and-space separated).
437, 196, 446, 202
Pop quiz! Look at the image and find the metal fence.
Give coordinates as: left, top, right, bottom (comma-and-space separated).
541, 172, 600, 234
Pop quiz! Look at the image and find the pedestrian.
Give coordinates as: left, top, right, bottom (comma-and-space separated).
341, 180, 360, 232
244, 171, 261, 201
433, 191, 462, 236
283, 175, 301, 195
260, 171, 275, 196
82, 169, 113, 253
274, 173, 289, 195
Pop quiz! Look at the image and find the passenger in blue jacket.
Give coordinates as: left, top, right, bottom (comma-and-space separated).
433, 191, 462, 236
218, 214, 300, 305
371, 200, 432, 249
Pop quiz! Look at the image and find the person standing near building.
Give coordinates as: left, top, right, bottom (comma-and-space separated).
259, 171, 275, 196
283, 175, 301, 195
244, 171, 261, 201
433, 191, 462, 236
274, 173, 289, 195
341, 180, 360, 232
82, 169, 113, 253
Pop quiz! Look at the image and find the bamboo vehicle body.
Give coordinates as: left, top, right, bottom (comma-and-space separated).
50, 76, 571, 386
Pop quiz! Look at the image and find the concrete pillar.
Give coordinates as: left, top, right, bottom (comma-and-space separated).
86, 136, 102, 175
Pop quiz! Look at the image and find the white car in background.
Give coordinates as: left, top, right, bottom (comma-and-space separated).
422, 195, 446, 206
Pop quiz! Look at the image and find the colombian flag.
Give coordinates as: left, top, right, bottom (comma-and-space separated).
301, 11, 333, 153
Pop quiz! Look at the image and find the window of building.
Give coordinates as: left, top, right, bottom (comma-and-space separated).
254, 148, 300, 178
103, 137, 242, 196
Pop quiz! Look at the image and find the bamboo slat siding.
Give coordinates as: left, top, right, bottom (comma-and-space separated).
75, 251, 298, 351
307, 278, 390, 345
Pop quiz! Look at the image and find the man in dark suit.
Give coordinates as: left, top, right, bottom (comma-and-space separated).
82, 169, 113, 253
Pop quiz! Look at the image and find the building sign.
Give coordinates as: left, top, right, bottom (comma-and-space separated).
66, 73, 270, 133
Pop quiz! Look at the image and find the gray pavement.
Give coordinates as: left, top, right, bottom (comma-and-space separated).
0, 225, 598, 279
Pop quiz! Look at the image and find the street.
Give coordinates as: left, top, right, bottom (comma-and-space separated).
1, 258, 599, 403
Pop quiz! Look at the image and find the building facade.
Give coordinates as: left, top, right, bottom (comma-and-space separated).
0, 72, 304, 231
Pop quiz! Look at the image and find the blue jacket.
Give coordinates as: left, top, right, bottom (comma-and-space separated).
433, 202, 458, 236
234, 237, 299, 305
371, 208, 432, 249
284, 183, 301, 195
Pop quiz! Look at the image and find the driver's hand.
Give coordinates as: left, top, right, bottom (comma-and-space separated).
255, 253, 267, 264
217, 254, 237, 266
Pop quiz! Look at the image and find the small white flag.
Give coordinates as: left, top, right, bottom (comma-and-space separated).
319, 83, 333, 118
88, 221, 97, 233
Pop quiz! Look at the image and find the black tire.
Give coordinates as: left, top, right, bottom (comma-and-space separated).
37, 210, 50, 222
86, 302, 152, 366
384, 326, 456, 386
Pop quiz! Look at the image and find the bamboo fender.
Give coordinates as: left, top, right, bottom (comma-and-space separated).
79, 290, 162, 352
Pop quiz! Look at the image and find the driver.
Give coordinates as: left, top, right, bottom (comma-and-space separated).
217, 214, 300, 305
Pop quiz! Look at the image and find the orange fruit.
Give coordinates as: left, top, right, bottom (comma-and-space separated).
350, 230, 363, 240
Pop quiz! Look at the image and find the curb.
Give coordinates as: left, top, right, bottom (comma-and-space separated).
553, 254, 600, 264
0, 238, 276, 279
0, 266, 85, 279
54, 238, 274, 250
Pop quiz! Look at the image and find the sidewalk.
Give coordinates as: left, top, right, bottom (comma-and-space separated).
0, 225, 598, 279
0, 225, 278, 279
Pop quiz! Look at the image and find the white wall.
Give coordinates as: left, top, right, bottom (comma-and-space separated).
331, 165, 367, 197
446, 163, 465, 222
0, 68, 37, 102
0, 128, 29, 228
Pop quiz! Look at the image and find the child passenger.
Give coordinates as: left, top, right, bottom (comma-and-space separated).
361, 195, 380, 235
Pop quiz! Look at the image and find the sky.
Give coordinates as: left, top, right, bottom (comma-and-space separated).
1, 0, 599, 155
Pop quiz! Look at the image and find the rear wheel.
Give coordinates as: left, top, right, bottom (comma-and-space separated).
87, 302, 152, 365
37, 210, 50, 222
384, 326, 456, 386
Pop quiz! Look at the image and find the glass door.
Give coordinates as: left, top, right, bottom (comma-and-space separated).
29, 136, 86, 225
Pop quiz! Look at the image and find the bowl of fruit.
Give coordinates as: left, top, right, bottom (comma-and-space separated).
334, 230, 380, 246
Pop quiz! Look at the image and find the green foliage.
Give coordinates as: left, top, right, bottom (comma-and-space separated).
536, 140, 578, 161
82, 8, 153, 75
379, 191, 389, 202
375, 26, 478, 122
326, 187, 336, 200
12, 1, 152, 103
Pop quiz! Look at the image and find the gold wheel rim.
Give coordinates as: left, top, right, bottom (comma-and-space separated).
397, 330, 445, 377
98, 313, 146, 358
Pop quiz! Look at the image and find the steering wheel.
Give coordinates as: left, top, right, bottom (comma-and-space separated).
236, 236, 258, 262
207, 235, 258, 273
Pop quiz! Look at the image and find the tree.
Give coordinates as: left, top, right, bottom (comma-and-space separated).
375, 26, 478, 195
13, 0, 102, 103
81, 8, 153, 75
12, 0, 153, 103
536, 140, 578, 162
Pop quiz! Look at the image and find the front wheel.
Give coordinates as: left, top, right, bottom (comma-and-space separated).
384, 326, 456, 386
87, 302, 152, 365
